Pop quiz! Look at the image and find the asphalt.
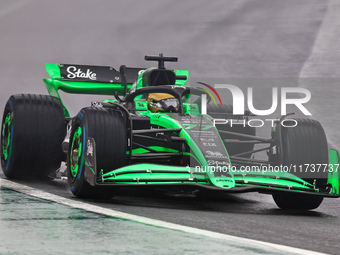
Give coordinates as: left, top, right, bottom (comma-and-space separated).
4, 187, 293, 255
1, 0, 340, 254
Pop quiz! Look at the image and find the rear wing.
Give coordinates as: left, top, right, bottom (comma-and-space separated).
43, 63, 146, 117
43, 63, 189, 117
45, 63, 144, 84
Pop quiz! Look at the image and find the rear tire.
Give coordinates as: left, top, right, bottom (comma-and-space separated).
1, 94, 66, 179
67, 106, 127, 198
272, 118, 328, 210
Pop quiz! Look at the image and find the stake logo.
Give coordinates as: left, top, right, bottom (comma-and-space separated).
66, 66, 97, 80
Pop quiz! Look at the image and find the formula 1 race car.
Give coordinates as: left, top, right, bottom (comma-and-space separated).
1, 54, 339, 210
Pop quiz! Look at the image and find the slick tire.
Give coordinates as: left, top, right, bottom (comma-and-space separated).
67, 107, 127, 199
272, 118, 328, 210
1, 94, 66, 179
207, 104, 255, 157
273, 193, 323, 210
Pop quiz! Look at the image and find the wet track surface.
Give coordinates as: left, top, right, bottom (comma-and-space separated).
1, 175, 339, 254
4, 187, 289, 255
1, 0, 340, 254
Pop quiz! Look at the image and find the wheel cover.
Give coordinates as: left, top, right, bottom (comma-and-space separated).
70, 126, 82, 178
1, 113, 11, 162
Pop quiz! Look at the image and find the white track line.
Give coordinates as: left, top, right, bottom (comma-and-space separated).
0, 178, 327, 255
0, 0, 32, 19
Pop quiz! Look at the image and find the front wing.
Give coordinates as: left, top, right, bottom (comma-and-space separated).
83, 137, 340, 198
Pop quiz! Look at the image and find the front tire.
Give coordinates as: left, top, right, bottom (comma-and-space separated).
272, 118, 328, 210
1, 94, 66, 179
273, 193, 323, 210
67, 106, 127, 198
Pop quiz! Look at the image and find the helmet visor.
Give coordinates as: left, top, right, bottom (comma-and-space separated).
157, 98, 179, 109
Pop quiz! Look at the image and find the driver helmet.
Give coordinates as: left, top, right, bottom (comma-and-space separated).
147, 93, 179, 113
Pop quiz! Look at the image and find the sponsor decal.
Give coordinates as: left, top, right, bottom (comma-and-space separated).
66, 66, 97, 80
203, 142, 217, 147
200, 138, 215, 142
207, 160, 230, 166
191, 130, 214, 134
91, 101, 103, 108
87, 141, 94, 156
171, 85, 186, 90
205, 151, 228, 159
215, 178, 233, 183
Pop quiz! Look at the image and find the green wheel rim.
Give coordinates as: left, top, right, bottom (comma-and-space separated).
70, 126, 82, 178
1, 113, 11, 161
